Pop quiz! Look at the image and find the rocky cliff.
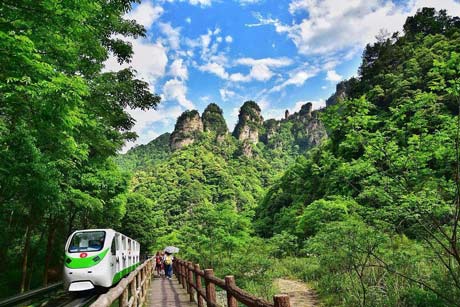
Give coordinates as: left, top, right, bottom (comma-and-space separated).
170, 110, 203, 150
325, 78, 360, 107
168, 101, 326, 154
262, 102, 327, 152
232, 101, 264, 144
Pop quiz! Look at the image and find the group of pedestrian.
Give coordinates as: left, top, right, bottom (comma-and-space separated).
155, 251, 174, 279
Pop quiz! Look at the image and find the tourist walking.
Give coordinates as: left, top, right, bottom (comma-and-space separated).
155, 251, 162, 277
163, 252, 174, 279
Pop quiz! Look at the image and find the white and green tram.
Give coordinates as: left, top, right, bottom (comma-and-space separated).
63, 229, 140, 291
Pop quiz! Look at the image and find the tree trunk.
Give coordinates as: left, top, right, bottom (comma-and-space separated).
67, 206, 76, 237
20, 225, 31, 293
43, 223, 56, 286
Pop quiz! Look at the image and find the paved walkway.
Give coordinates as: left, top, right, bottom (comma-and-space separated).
148, 276, 196, 307
275, 278, 318, 307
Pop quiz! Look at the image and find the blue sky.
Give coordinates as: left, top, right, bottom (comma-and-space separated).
104, 0, 460, 151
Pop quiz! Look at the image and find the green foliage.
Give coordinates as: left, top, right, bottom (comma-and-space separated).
115, 133, 171, 172
253, 8, 460, 306
120, 193, 167, 249
202, 103, 228, 136
296, 197, 359, 237
0, 0, 160, 296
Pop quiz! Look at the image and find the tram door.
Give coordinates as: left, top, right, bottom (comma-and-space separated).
112, 233, 120, 274
121, 236, 127, 270
127, 239, 132, 267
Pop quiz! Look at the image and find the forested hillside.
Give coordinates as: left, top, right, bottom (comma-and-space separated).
120, 8, 460, 307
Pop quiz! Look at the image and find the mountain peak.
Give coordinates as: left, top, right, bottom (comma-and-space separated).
232, 101, 264, 144
170, 110, 203, 150
202, 103, 228, 137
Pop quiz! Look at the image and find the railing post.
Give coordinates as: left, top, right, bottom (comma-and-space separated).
141, 266, 145, 299
187, 262, 195, 302
185, 262, 190, 293
136, 273, 141, 304
120, 287, 129, 307
173, 259, 177, 277
194, 264, 204, 307
181, 261, 187, 288
130, 278, 137, 307
225, 276, 237, 307
204, 269, 216, 307
274, 294, 291, 307
175, 260, 181, 284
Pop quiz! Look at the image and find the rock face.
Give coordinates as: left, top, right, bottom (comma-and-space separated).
261, 102, 327, 152
202, 103, 228, 137
289, 102, 312, 121
326, 80, 350, 107
232, 101, 263, 144
294, 114, 327, 149
289, 103, 326, 150
170, 110, 203, 150
168, 100, 326, 155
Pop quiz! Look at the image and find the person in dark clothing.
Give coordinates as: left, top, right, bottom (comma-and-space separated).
155, 251, 163, 277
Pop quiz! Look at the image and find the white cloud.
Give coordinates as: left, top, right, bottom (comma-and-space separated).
225, 35, 233, 43
126, 2, 163, 30
227, 57, 294, 82
326, 70, 342, 82
200, 30, 213, 58
170, 59, 188, 80
104, 39, 168, 88
271, 70, 317, 92
236, 0, 263, 5
216, 36, 223, 43
159, 22, 181, 50
164, 0, 212, 7
185, 17, 192, 23
163, 79, 195, 109
220, 88, 237, 101
199, 62, 229, 79
255, 0, 460, 55
235, 57, 292, 67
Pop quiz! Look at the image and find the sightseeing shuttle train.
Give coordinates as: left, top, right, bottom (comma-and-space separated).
63, 229, 140, 291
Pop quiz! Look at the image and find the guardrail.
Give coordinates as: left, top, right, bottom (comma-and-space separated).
174, 259, 291, 307
0, 282, 63, 307
90, 257, 154, 307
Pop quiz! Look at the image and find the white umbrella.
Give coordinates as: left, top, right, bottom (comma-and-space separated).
164, 246, 179, 254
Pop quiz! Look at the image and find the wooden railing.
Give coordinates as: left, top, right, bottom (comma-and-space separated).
174, 259, 291, 307
91, 258, 154, 307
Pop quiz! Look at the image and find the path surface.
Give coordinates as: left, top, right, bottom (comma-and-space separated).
275, 278, 319, 307
148, 276, 196, 307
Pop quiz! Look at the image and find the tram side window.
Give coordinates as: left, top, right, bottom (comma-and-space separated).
111, 237, 116, 255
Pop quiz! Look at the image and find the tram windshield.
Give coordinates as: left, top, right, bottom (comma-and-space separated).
68, 231, 106, 253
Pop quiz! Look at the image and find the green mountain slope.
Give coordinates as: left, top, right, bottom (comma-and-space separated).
116, 132, 171, 172
255, 7, 460, 306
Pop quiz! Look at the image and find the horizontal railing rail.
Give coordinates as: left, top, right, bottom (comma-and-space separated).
174, 259, 291, 307
0, 282, 63, 307
90, 257, 154, 307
